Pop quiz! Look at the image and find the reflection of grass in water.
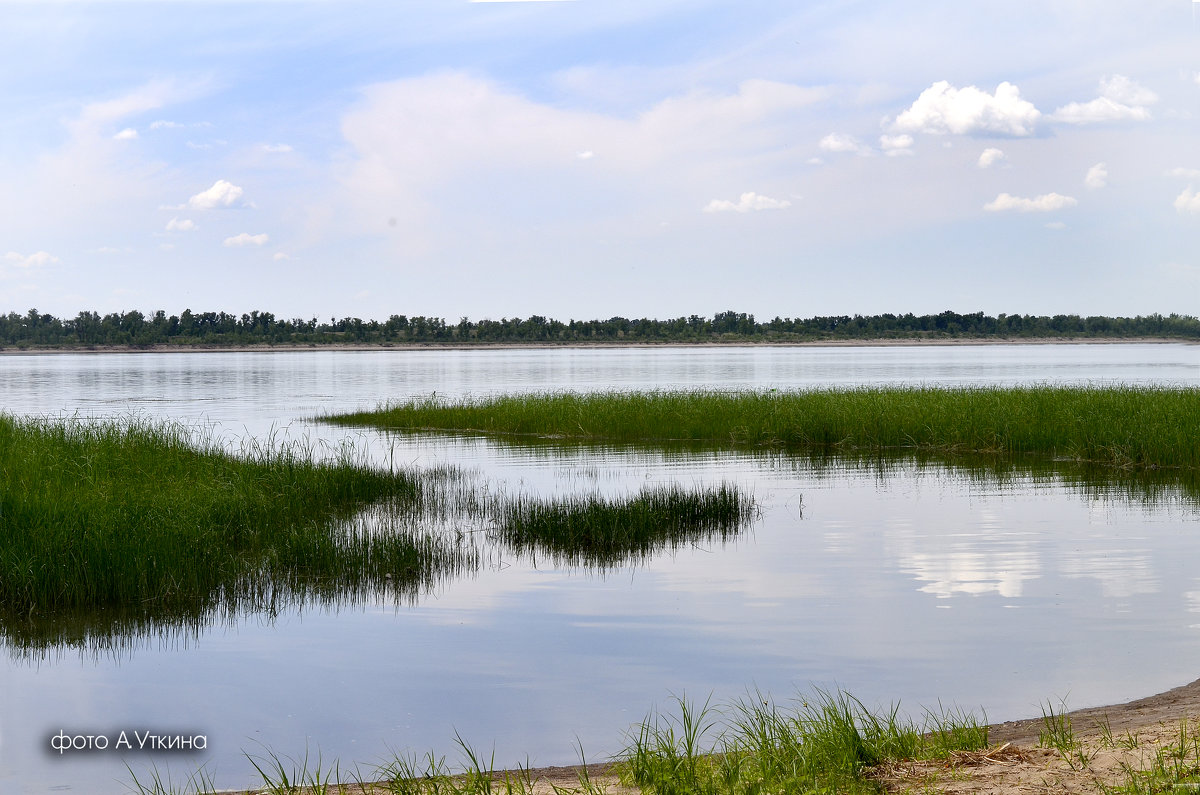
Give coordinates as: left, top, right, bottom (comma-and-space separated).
0, 415, 444, 616
325, 387, 1200, 470
495, 484, 756, 567
0, 415, 756, 657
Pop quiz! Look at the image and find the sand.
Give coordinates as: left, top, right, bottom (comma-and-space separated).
222, 676, 1200, 794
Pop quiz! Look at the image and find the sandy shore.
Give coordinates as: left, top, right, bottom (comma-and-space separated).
0, 336, 1195, 356
219, 677, 1200, 794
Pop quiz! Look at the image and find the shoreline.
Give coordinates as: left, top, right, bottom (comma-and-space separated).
0, 336, 1195, 356
213, 677, 1200, 794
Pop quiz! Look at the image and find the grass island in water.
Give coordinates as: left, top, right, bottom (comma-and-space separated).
325, 386, 1200, 471
0, 414, 754, 651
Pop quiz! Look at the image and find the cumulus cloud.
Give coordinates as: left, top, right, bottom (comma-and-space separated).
223, 232, 269, 247
150, 120, 184, 130
819, 132, 869, 154
984, 192, 1078, 212
165, 217, 197, 232
1168, 167, 1200, 179
879, 134, 913, 156
189, 180, 244, 209
273, 251, 290, 261
3, 251, 58, 269
1174, 187, 1200, 214
978, 147, 1006, 168
1085, 163, 1108, 189
893, 81, 1041, 136
113, 128, 138, 141
703, 192, 791, 213
1051, 75, 1157, 124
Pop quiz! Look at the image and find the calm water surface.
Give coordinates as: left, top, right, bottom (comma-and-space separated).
0, 343, 1197, 793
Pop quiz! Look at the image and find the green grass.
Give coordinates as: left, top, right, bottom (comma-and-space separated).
0, 414, 755, 653
496, 485, 755, 567
0, 415, 457, 618
620, 690, 988, 795
324, 387, 1200, 470
122, 688, 989, 795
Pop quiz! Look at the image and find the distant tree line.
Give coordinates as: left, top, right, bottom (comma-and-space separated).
1, 308, 1197, 349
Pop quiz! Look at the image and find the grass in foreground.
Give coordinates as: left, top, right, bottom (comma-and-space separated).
325, 387, 1200, 470
123, 689, 990, 795
123, 696, 1200, 794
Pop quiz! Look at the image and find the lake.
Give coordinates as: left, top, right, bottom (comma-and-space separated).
1, 343, 1198, 794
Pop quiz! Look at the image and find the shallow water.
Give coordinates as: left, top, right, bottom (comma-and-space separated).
0, 343, 1197, 793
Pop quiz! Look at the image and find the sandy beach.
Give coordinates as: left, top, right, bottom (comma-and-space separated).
213, 677, 1200, 794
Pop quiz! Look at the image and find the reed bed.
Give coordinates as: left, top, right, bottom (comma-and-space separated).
326, 386, 1200, 470
0, 415, 757, 653
0, 415, 454, 617
495, 484, 755, 567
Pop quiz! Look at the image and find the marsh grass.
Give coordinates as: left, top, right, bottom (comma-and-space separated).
495, 485, 755, 567
0, 414, 756, 655
0, 415, 447, 617
326, 387, 1200, 471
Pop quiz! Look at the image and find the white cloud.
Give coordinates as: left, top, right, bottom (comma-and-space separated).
703, 192, 791, 213
188, 180, 244, 209
165, 217, 197, 232
223, 232, 269, 247
977, 147, 1006, 168
113, 127, 138, 141
984, 192, 1078, 212
1168, 167, 1200, 179
3, 251, 58, 269
893, 81, 1041, 136
819, 132, 869, 154
340, 73, 827, 237
1045, 221, 1067, 230
1085, 162, 1108, 190
576, 150, 595, 160
1174, 187, 1200, 214
1051, 75, 1157, 124
879, 134, 913, 156
273, 251, 290, 261
261, 143, 293, 153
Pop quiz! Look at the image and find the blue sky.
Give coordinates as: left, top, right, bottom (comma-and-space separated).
1, 0, 1198, 321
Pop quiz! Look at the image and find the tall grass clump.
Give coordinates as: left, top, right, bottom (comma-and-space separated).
620, 689, 988, 794
326, 386, 1200, 470
0, 415, 455, 618
495, 485, 755, 567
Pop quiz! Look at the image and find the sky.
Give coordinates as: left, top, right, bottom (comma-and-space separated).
1, 0, 1199, 322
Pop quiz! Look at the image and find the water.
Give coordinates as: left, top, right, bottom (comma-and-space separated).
0, 343, 1197, 793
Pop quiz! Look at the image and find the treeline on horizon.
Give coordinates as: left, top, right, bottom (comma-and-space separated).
2, 308, 1198, 349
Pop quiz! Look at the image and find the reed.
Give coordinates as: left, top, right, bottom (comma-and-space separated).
0, 415, 756, 654
326, 386, 1200, 470
0, 415, 457, 617
495, 485, 755, 567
